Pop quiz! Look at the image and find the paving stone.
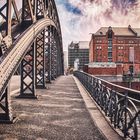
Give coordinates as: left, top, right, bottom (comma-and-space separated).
0, 75, 105, 140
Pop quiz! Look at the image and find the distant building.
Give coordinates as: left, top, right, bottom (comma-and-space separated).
68, 41, 89, 70
88, 25, 140, 88
63, 50, 68, 69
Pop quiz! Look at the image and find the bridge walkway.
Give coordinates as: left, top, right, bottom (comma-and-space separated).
0, 75, 122, 140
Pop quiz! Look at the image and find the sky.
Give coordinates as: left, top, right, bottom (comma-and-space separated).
55, 0, 140, 50
0, 0, 140, 50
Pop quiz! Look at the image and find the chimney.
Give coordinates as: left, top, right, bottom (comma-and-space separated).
128, 25, 137, 36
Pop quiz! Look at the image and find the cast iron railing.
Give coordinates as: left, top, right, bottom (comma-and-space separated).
74, 71, 140, 140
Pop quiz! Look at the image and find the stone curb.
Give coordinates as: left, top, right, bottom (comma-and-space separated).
73, 76, 123, 140
10, 89, 20, 96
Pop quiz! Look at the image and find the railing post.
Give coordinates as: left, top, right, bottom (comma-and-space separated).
124, 92, 128, 138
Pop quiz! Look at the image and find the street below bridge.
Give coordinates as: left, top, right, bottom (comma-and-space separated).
0, 75, 122, 140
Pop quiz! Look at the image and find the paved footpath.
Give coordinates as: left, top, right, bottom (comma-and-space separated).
0, 76, 115, 140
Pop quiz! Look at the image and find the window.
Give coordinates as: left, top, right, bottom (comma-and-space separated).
118, 53, 123, 56
108, 47, 112, 52
118, 59, 123, 62
108, 40, 112, 46
129, 47, 134, 62
96, 46, 102, 50
97, 40, 102, 43
108, 52, 112, 58
108, 58, 112, 62
118, 46, 124, 50
108, 38, 113, 62
117, 40, 123, 43
128, 40, 134, 44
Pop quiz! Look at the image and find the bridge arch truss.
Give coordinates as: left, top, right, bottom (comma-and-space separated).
0, 0, 64, 122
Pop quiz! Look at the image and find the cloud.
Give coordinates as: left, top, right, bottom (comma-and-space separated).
63, 1, 82, 15
56, 0, 82, 15
55, 0, 140, 50
0, 0, 140, 51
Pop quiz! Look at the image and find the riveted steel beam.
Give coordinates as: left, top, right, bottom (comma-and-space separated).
0, 83, 13, 123
0, 18, 56, 96
35, 30, 46, 88
18, 43, 37, 99
0, 4, 7, 19
0, 0, 64, 123
50, 27, 57, 80
53, 28, 63, 76
22, 0, 36, 26
48, 1, 53, 19
43, 0, 47, 11
12, 0, 20, 23
56, 35, 61, 76
0, 0, 12, 36
6, 0, 12, 36
36, 0, 45, 19
44, 26, 51, 83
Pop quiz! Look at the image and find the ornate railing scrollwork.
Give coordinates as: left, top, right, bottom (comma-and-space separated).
74, 71, 140, 140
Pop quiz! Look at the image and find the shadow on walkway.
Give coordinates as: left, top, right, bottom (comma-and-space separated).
0, 75, 105, 140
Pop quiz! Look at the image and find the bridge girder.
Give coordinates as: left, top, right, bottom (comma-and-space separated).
35, 30, 46, 89
19, 43, 36, 98
0, 0, 64, 123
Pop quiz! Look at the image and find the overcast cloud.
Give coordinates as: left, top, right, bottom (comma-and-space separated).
0, 0, 140, 50
55, 0, 140, 50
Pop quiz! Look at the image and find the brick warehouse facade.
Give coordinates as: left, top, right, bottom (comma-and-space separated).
88, 25, 140, 78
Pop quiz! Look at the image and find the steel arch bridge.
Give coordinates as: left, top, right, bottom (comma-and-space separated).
0, 0, 64, 122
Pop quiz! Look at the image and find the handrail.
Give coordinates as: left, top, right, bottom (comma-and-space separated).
0, 17, 56, 96
77, 71, 140, 99
74, 70, 140, 140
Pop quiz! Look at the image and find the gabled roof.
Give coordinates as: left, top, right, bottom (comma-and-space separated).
95, 26, 140, 37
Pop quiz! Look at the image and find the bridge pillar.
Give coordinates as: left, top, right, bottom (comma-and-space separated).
47, 1, 52, 19
45, 26, 52, 83
0, 83, 13, 123
51, 27, 57, 80
36, 0, 45, 19
55, 35, 62, 77
35, 30, 46, 89
22, 0, 36, 27
0, 0, 12, 36
18, 43, 37, 99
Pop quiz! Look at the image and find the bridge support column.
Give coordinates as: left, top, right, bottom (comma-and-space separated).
45, 26, 52, 83
51, 27, 57, 80
57, 46, 61, 76
35, 30, 46, 89
0, 83, 13, 123
22, 0, 36, 26
55, 35, 62, 77
18, 43, 37, 99
36, 0, 45, 19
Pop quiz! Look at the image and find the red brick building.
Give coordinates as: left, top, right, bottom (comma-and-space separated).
88, 25, 140, 79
